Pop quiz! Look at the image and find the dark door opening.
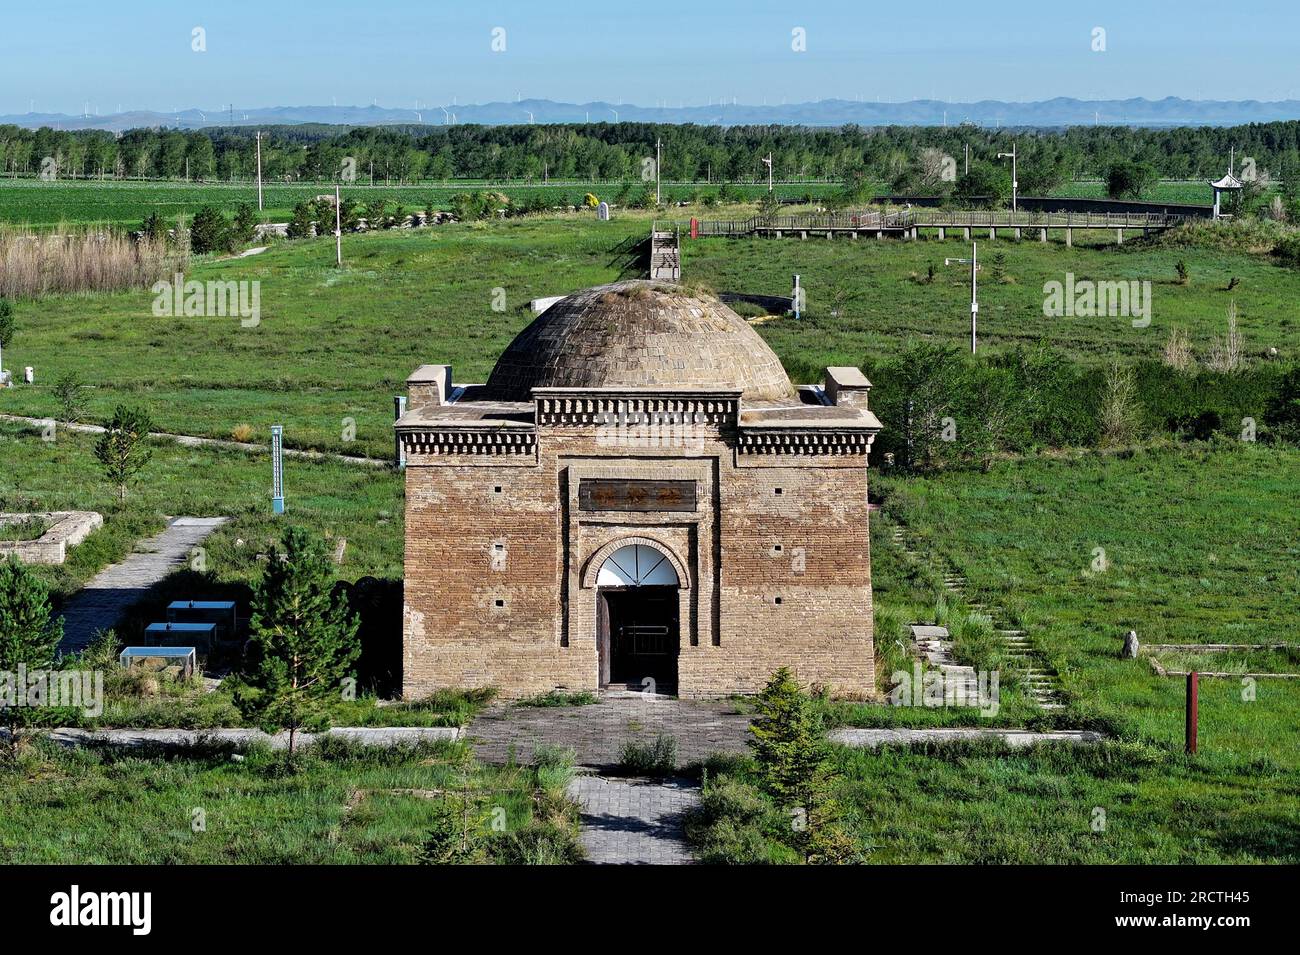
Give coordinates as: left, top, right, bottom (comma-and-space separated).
597, 586, 678, 692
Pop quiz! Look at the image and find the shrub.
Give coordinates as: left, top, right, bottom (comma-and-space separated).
1098, 360, 1143, 447
53, 372, 89, 425
0, 556, 65, 756
230, 423, 255, 442
1274, 233, 1300, 267
617, 733, 677, 775
1206, 301, 1246, 373
747, 668, 858, 863
491, 824, 583, 865
1163, 325, 1194, 370
1265, 366, 1300, 441
189, 205, 231, 254
286, 201, 315, 239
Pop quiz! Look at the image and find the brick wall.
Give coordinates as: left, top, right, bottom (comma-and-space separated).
402, 423, 874, 700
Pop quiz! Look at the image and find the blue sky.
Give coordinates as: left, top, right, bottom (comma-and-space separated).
2, 0, 1299, 115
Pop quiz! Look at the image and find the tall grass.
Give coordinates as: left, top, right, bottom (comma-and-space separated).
0, 226, 187, 298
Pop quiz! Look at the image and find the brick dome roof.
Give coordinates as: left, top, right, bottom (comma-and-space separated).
485, 280, 796, 401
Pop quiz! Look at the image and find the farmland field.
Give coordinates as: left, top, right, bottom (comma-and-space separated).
0, 177, 1216, 229
0, 178, 844, 228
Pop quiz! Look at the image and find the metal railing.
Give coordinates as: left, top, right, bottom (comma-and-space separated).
693, 208, 1191, 236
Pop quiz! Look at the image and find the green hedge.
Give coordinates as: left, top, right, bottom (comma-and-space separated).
863, 343, 1296, 470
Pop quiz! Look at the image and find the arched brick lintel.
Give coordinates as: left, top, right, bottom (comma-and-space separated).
580, 535, 691, 590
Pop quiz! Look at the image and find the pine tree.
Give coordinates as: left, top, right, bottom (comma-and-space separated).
237, 527, 360, 756
94, 405, 153, 504
0, 557, 64, 757
748, 668, 857, 864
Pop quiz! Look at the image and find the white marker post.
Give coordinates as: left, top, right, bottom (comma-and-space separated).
335, 185, 342, 267
944, 242, 980, 354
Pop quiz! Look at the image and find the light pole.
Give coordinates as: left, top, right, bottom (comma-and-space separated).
255, 130, 264, 211
762, 153, 773, 192
655, 137, 662, 206
997, 141, 1017, 211
945, 241, 981, 354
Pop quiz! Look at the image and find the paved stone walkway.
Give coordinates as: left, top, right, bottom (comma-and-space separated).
567, 775, 700, 865
57, 516, 230, 655
828, 727, 1102, 748
469, 693, 751, 769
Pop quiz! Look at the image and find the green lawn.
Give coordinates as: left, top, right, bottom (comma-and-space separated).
0, 738, 580, 864
690, 441, 1300, 865
873, 442, 1300, 763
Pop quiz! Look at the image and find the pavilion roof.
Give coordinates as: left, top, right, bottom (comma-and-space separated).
1209, 172, 1244, 189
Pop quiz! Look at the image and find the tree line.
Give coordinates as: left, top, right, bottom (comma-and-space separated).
4, 120, 1300, 187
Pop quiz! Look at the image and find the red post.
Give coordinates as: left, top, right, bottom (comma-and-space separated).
1185, 671, 1199, 754
690, 217, 698, 240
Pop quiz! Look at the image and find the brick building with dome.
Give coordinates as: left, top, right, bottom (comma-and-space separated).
396, 280, 882, 699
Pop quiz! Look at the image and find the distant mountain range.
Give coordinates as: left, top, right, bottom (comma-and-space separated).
7, 97, 1300, 132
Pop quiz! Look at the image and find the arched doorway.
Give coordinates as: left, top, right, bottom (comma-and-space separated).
596, 544, 679, 692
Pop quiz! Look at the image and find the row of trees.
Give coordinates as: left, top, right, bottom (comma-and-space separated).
868, 342, 1300, 473
6, 120, 1300, 185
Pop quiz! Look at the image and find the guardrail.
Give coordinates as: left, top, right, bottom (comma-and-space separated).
913, 210, 1192, 228
695, 210, 916, 236
693, 208, 1190, 236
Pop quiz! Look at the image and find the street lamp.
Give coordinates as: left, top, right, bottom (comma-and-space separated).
944, 241, 981, 354
997, 141, 1018, 211
761, 153, 773, 193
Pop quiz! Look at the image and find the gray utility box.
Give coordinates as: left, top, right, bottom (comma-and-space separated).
120, 646, 197, 680
146, 621, 218, 656
167, 600, 238, 642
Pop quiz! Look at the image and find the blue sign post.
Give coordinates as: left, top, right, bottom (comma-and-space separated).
270, 424, 285, 514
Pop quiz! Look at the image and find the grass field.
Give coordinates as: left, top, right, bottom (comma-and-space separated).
690, 441, 1300, 864
3, 216, 1296, 461
873, 442, 1300, 760
0, 738, 580, 864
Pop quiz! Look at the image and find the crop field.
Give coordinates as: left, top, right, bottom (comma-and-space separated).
0, 178, 843, 228
1, 216, 1294, 462
0, 178, 1217, 229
